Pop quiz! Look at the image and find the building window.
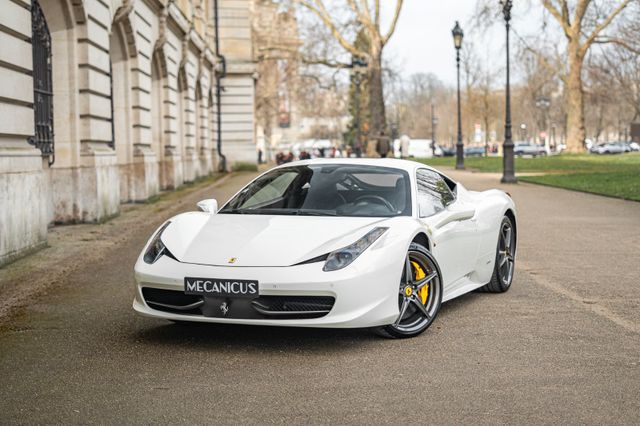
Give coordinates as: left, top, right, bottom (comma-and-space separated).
29, 0, 55, 165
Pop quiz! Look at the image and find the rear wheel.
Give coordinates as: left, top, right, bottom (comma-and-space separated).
376, 243, 442, 339
479, 216, 516, 293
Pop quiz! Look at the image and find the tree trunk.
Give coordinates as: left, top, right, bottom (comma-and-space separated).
565, 44, 586, 153
367, 43, 386, 153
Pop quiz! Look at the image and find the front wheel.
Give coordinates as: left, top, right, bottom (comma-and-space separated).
375, 243, 443, 338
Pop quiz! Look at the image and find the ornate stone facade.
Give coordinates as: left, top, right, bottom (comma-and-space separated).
0, 0, 256, 265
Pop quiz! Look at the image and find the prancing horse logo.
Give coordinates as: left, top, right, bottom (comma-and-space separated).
220, 302, 229, 316
228, 257, 237, 264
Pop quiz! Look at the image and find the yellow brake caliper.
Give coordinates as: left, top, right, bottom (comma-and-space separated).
411, 261, 429, 305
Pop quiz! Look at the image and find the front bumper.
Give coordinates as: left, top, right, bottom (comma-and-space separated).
133, 251, 402, 328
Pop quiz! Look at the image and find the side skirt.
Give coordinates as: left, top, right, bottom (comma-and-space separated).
442, 277, 487, 303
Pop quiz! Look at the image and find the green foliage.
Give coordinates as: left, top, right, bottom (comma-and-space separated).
232, 162, 259, 172
418, 153, 640, 201
519, 172, 640, 202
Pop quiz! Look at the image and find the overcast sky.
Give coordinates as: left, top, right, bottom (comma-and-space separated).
382, 1, 547, 86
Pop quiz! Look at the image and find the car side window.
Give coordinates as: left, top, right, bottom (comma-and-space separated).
416, 169, 455, 217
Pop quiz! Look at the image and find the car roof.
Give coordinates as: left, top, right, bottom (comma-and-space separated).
273, 158, 439, 174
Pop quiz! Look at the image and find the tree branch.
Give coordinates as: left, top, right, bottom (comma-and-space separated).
346, 0, 359, 14
592, 36, 640, 55
542, 0, 572, 39
359, 0, 374, 25
561, 0, 570, 28
357, 0, 378, 36
294, 0, 362, 57
382, 0, 403, 45
581, 0, 632, 55
572, 0, 591, 32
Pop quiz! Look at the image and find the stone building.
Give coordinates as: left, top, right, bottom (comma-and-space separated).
0, 0, 256, 265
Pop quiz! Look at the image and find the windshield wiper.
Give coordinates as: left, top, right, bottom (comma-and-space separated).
220, 208, 248, 214
294, 209, 336, 216
223, 208, 298, 215
220, 208, 335, 216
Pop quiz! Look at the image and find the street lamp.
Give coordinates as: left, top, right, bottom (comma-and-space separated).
500, 0, 516, 183
452, 21, 464, 170
431, 103, 438, 156
535, 96, 551, 153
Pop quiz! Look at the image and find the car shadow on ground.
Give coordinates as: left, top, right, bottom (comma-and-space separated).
130, 290, 486, 352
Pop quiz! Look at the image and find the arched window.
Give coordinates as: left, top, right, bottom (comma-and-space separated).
29, 0, 55, 165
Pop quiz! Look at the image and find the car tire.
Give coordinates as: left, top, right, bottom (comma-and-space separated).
478, 216, 516, 293
375, 243, 443, 339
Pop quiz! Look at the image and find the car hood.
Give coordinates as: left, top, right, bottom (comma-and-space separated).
161, 212, 391, 267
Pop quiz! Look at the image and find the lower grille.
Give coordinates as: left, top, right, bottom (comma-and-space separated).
142, 288, 334, 320
251, 296, 335, 318
142, 288, 203, 314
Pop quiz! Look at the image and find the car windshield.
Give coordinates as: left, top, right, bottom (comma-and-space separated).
219, 164, 412, 217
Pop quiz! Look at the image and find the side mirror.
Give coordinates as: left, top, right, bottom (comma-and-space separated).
197, 199, 218, 214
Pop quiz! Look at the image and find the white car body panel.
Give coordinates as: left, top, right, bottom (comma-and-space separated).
133, 158, 516, 328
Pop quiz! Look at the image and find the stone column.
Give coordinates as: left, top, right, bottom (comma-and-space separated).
217, 0, 257, 167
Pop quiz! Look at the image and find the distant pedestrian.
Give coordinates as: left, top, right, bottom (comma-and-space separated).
354, 143, 362, 158
376, 131, 391, 158
400, 134, 410, 159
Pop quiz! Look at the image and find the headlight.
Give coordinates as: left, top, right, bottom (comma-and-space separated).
143, 222, 172, 264
323, 227, 388, 272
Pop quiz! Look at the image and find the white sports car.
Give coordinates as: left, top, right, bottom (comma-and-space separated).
133, 159, 517, 338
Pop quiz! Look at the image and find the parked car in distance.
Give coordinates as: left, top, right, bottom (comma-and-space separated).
629, 142, 640, 152
514, 141, 546, 157
464, 146, 485, 157
393, 139, 442, 159
438, 145, 456, 157
590, 142, 626, 155
618, 142, 632, 153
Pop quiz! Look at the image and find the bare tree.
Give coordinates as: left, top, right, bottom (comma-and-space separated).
598, 7, 640, 122
292, 0, 404, 146
540, 0, 634, 152
475, 0, 635, 151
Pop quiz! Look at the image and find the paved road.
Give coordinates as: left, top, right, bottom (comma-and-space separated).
1, 167, 639, 425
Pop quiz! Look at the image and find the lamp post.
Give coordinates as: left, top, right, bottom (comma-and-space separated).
535, 96, 551, 153
452, 21, 464, 170
431, 103, 438, 156
352, 71, 363, 156
500, 0, 516, 183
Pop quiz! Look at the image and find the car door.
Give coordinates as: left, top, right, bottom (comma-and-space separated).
415, 169, 478, 290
